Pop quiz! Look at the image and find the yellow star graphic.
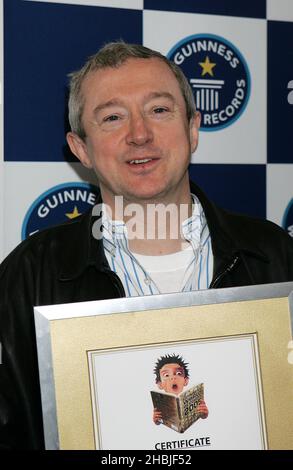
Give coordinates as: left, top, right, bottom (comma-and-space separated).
199, 56, 216, 77
65, 206, 81, 219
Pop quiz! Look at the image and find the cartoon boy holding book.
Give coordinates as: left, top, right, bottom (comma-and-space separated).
152, 353, 209, 425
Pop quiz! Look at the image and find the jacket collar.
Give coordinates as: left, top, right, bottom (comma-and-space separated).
189, 181, 269, 268
58, 193, 108, 281
59, 181, 268, 281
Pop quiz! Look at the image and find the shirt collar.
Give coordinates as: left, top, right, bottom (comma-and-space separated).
58, 181, 268, 281
181, 195, 205, 248
102, 205, 127, 243
102, 195, 206, 249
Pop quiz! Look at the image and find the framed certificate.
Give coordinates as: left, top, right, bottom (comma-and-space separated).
34, 282, 293, 450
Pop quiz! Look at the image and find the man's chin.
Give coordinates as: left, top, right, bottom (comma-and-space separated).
122, 186, 174, 204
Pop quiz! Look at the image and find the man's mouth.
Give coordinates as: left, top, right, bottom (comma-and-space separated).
129, 158, 153, 165
172, 384, 178, 391
126, 157, 160, 172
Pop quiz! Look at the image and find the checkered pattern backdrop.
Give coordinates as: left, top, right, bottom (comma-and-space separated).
1, 0, 293, 261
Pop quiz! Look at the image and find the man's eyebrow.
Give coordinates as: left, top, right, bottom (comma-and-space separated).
92, 92, 176, 118
145, 91, 176, 103
93, 99, 123, 116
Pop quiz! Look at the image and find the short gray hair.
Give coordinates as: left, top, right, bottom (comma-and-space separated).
67, 41, 196, 139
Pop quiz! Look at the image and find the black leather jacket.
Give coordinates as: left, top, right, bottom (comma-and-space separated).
1, 182, 293, 449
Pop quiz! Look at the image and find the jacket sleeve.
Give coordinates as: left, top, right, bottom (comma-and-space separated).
0, 248, 44, 449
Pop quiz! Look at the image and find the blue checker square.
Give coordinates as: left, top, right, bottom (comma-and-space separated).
268, 21, 293, 164
144, 0, 266, 19
4, 0, 142, 162
189, 164, 266, 220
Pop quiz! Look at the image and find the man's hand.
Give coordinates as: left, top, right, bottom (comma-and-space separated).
197, 399, 209, 419
153, 408, 162, 425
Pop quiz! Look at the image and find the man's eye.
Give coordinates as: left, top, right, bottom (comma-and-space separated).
153, 107, 168, 114
104, 115, 120, 122
176, 371, 183, 376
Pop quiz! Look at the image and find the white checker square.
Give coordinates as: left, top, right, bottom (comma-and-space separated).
266, 164, 293, 230
267, 0, 293, 22
144, 10, 266, 165
3, 162, 98, 260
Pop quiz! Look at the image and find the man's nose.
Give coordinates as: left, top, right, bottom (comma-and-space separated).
126, 113, 153, 146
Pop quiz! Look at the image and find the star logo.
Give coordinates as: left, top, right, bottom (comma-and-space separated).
66, 206, 81, 219
199, 56, 216, 77
168, 34, 250, 131
22, 183, 100, 240
283, 199, 293, 238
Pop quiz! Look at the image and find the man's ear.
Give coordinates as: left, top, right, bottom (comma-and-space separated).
66, 132, 93, 169
184, 377, 189, 387
158, 382, 164, 390
189, 111, 201, 154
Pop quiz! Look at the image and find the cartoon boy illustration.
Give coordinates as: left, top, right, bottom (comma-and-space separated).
152, 353, 209, 425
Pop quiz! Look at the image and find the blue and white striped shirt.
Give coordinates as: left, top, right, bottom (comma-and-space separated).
102, 195, 213, 296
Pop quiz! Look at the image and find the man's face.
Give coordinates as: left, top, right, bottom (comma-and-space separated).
67, 57, 200, 206
158, 363, 189, 395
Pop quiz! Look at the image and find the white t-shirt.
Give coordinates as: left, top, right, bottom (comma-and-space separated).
134, 245, 194, 294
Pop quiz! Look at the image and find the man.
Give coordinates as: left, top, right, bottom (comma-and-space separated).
0, 42, 292, 449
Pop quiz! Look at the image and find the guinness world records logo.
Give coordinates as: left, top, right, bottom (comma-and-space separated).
22, 182, 99, 240
282, 199, 293, 238
167, 34, 251, 131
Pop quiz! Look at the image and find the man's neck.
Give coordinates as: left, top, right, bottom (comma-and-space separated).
128, 237, 190, 256
102, 191, 194, 256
